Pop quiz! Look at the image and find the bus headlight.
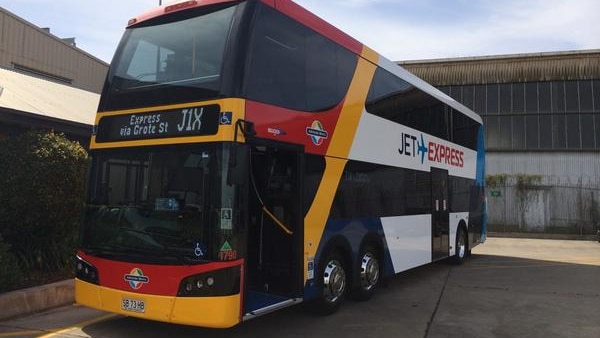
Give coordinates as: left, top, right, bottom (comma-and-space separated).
75, 255, 99, 285
178, 266, 240, 297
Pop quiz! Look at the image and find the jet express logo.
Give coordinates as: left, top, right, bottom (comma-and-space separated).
398, 132, 464, 168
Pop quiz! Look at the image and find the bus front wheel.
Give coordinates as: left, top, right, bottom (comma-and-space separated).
310, 251, 348, 315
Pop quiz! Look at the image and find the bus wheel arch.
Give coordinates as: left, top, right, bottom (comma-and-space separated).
452, 221, 469, 264
351, 234, 383, 301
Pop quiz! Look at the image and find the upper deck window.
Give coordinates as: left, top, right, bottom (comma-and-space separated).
100, 3, 239, 111
243, 4, 357, 112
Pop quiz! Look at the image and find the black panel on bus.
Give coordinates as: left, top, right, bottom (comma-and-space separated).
366, 68, 480, 150
243, 3, 358, 112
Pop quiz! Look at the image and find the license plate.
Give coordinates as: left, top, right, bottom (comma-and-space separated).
121, 298, 145, 313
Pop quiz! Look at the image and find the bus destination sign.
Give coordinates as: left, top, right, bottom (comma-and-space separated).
95, 104, 220, 142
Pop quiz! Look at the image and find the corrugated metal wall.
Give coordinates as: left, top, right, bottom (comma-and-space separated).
486, 152, 600, 234
488, 152, 600, 185
400, 50, 600, 86
0, 7, 108, 93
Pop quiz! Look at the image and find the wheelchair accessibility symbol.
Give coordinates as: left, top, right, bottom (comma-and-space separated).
220, 112, 232, 125
194, 243, 204, 257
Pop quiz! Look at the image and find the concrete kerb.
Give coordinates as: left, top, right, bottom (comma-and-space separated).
0, 279, 74, 321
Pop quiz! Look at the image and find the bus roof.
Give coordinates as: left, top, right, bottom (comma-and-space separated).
126, 0, 481, 125
127, 0, 365, 57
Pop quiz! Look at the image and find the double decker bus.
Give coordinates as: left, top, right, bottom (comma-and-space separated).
75, 0, 486, 328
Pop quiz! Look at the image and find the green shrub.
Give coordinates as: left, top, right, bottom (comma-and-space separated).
0, 130, 88, 272
0, 235, 23, 293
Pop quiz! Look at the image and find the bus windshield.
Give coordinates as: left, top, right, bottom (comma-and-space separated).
81, 144, 241, 264
100, 3, 239, 111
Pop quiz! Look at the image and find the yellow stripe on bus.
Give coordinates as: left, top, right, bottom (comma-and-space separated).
326, 46, 377, 159
304, 46, 378, 282
303, 156, 347, 281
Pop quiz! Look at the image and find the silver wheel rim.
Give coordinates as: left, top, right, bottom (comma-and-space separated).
457, 231, 466, 259
323, 259, 346, 304
360, 252, 380, 291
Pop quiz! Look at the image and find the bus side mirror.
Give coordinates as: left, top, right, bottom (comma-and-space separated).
227, 144, 248, 186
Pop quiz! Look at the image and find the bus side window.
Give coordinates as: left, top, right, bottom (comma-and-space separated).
244, 4, 357, 112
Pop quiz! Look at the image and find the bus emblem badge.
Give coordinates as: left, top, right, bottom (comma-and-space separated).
306, 120, 328, 146
124, 268, 150, 290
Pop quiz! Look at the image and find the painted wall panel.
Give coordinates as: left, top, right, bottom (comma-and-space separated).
381, 215, 432, 273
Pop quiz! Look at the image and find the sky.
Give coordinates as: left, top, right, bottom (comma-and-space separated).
1, 0, 599, 64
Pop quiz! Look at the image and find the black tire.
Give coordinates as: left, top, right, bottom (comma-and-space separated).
351, 244, 381, 301
308, 251, 348, 315
452, 226, 468, 265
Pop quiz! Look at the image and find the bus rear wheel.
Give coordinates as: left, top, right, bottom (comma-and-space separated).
352, 245, 381, 301
452, 227, 468, 265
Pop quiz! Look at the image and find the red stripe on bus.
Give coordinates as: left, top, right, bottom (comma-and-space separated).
129, 0, 240, 27
79, 250, 243, 296
263, 0, 363, 55
245, 100, 345, 156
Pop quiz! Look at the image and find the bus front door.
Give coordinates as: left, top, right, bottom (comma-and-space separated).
244, 143, 303, 316
431, 168, 450, 260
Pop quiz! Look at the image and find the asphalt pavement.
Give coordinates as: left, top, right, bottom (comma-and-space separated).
1, 238, 599, 338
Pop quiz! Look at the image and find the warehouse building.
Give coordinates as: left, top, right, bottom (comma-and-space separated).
401, 50, 600, 234
0, 7, 108, 145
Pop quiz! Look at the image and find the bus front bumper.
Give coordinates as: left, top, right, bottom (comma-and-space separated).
75, 279, 241, 328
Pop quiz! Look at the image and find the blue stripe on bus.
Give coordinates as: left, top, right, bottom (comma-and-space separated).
476, 125, 487, 241
303, 217, 396, 301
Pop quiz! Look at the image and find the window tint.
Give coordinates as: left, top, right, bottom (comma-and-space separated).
579, 81, 593, 112
449, 80, 600, 151
486, 116, 499, 149
539, 116, 552, 149
487, 84, 498, 114
100, 4, 238, 111
565, 81, 579, 113
463, 85, 474, 110
512, 116, 525, 149
526, 115, 539, 149
525, 82, 538, 113
553, 114, 567, 149
539, 82, 551, 113
594, 80, 600, 111
566, 115, 580, 148
303, 154, 325, 215
449, 86, 462, 102
330, 161, 431, 219
499, 84, 511, 113
498, 116, 512, 149
581, 114, 595, 149
512, 83, 525, 113
366, 68, 450, 140
452, 111, 480, 150
244, 4, 357, 112
552, 81, 565, 112
474, 85, 486, 114
449, 176, 473, 212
